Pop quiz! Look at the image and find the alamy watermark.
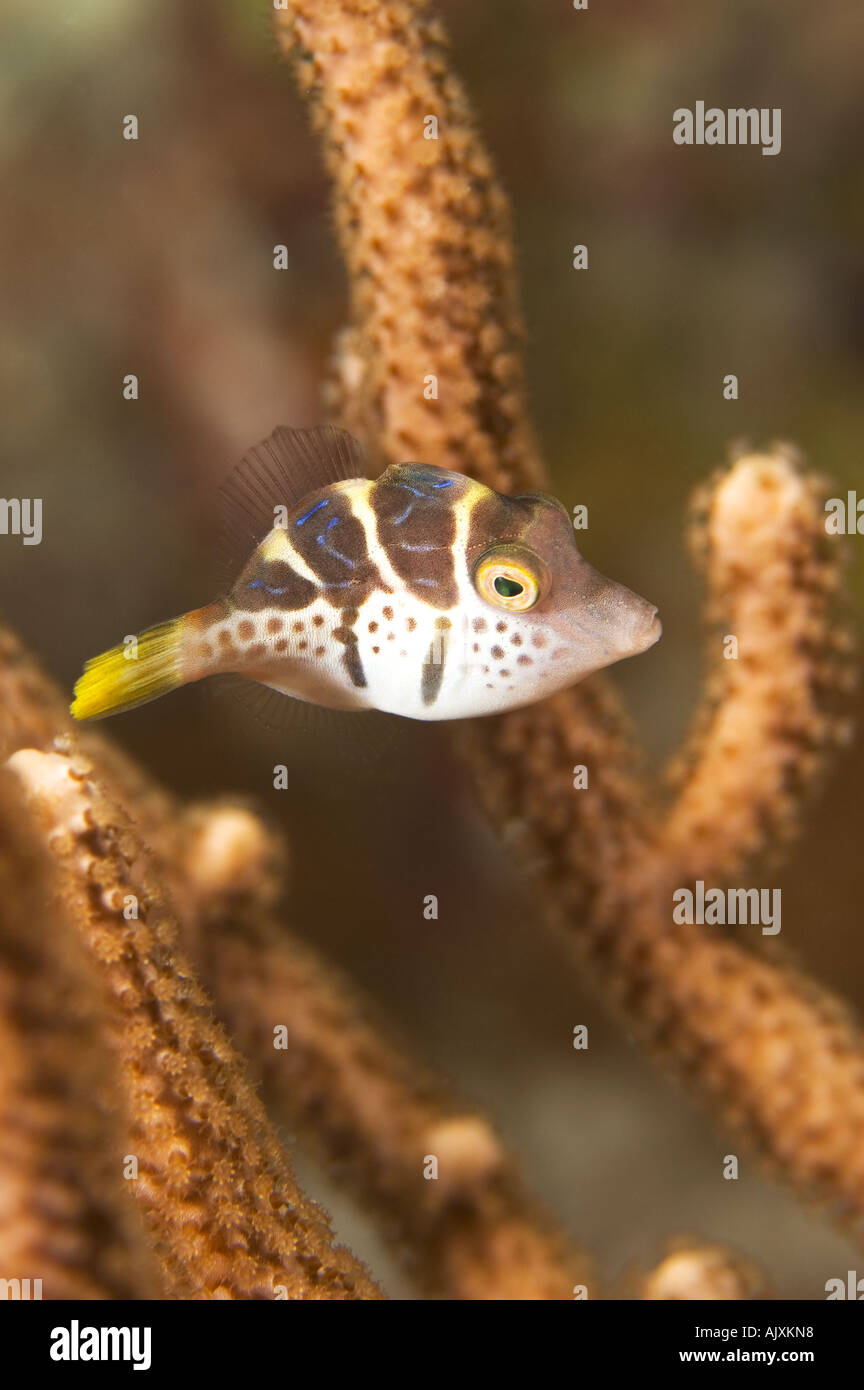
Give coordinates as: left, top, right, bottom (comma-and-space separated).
0, 1276, 42, 1299
50, 1321, 151, 1370
673, 102, 781, 157
825, 490, 863, 535
673, 880, 781, 935
0, 497, 42, 545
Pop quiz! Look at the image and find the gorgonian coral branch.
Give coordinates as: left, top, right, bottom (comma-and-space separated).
469, 454, 864, 1236
631, 1242, 772, 1302
6, 748, 381, 1300
272, 0, 652, 917
660, 447, 854, 878
271, 0, 864, 1247
273, 0, 546, 491
0, 772, 161, 1299
0, 617, 595, 1297
168, 802, 595, 1300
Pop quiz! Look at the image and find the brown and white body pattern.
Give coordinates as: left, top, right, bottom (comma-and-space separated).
71, 428, 660, 724
184, 462, 660, 721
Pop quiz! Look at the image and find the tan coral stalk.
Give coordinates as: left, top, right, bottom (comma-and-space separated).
271, 0, 864, 1246
0, 772, 161, 1299
0, 616, 599, 1296
170, 802, 595, 1300
660, 448, 854, 877
467, 453, 864, 1235
634, 1241, 772, 1301
6, 748, 381, 1301
273, 0, 545, 490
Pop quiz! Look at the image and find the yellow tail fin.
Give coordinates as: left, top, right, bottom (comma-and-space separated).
71, 619, 185, 720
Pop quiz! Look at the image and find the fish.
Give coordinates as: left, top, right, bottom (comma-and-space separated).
70, 426, 661, 724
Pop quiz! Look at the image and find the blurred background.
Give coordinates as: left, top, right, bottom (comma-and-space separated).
1, 0, 862, 1297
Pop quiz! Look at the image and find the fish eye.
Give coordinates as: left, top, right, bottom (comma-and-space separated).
473, 547, 543, 611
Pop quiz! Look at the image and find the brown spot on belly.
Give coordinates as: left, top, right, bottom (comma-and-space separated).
313, 614, 324, 627
368, 620, 378, 633
491, 645, 504, 660
314, 645, 326, 657
237, 619, 255, 641
275, 638, 288, 653
406, 616, 417, 632
383, 605, 394, 621
517, 654, 532, 666
247, 643, 266, 660
531, 632, 547, 648
472, 618, 488, 633
266, 616, 284, 635
496, 621, 507, 633
292, 621, 304, 634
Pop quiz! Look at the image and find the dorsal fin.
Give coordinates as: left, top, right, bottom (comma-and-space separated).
218, 425, 368, 588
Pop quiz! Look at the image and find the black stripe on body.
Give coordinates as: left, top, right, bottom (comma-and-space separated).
371, 465, 463, 610
333, 606, 367, 689
421, 615, 451, 706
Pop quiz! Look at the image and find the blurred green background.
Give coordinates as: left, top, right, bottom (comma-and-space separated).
1, 0, 862, 1297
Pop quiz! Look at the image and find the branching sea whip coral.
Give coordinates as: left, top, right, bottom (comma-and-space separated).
0, 0, 860, 1300
0, 624, 592, 1298
0, 773, 159, 1300
6, 747, 382, 1301
273, 0, 863, 1242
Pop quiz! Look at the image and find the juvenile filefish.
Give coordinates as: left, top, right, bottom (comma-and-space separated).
71, 426, 660, 723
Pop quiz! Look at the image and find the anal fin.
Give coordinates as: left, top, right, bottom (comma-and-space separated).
204, 673, 414, 769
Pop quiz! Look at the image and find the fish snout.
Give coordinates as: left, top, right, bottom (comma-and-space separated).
629, 601, 662, 654
584, 564, 661, 659
563, 563, 662, 663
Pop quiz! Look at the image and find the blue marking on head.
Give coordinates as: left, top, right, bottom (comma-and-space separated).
316, 530, 356, 570
432, 479, 454, 489
248, 579, 289, 596
296, 497, 329, 526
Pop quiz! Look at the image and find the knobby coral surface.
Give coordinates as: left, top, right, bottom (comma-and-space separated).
276, 0, 863, 1247
0, 0, 860, 1300
0, 623, 592, 1298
